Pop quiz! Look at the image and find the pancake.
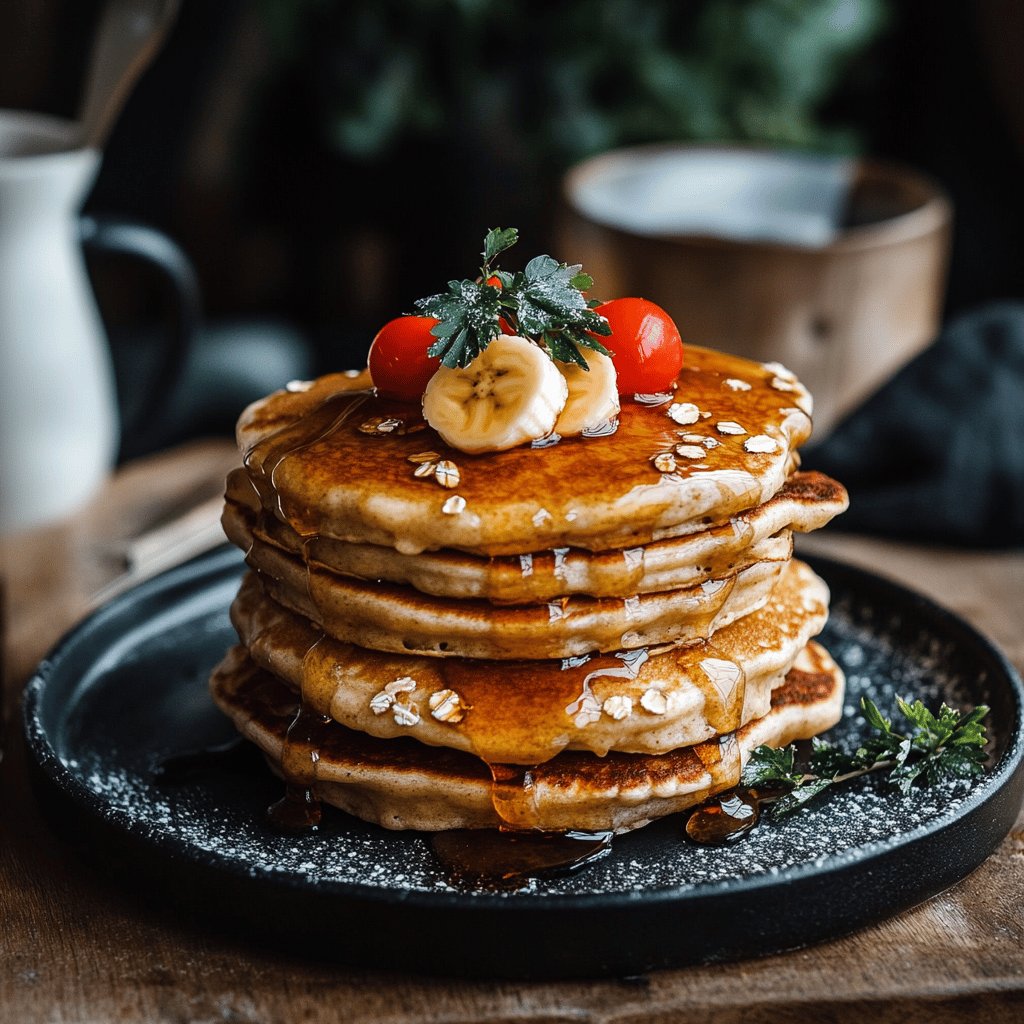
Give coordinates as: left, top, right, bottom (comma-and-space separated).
231, 558, 831, 762
239, 541, 788, 660
223, 469, 847, 603
236, 346, 813, 556
213, 334, 847, 841
210, 641, 845, 833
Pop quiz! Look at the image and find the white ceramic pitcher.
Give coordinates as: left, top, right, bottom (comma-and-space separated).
0, 110, 118, 533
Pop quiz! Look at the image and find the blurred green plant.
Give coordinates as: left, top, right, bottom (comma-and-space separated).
258, 0, 887, 163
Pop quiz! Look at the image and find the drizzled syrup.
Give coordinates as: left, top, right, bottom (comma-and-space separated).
430, 762, 615, 888
268, 782, 323, 831
225, 351, 821, 873
685, 787, 760, 845
243, 388, 373, 538
487, 762, 539, 827
233, 347, 810, 558
430, 828, 613, 890
695, 643, 747, 735
267, 703, 335, 832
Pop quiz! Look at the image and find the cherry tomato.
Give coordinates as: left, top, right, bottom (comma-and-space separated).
595, 298, 683, 395
368, 316, 442, 402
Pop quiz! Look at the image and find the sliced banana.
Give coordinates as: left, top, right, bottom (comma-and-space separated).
422, 335, 568, 453
554, 348, 620, 436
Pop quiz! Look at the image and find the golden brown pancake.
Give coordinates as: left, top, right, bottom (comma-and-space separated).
230, 558, 831, 762
213, 342, 846, 838
222, 469, 846, 603
210, 642, 844, 833
236, 537, 788, 660
235, 346, 813, 556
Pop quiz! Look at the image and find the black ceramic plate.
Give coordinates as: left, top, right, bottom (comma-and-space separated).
23, 546, 1024, 979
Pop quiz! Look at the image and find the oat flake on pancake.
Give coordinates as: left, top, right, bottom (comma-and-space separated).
235, 346, 814, 557
221, 469, 846, 603
229, 558, 831, 764
237, 533, 788, 660
214, 337, 846, 837
210, 642, 844, 834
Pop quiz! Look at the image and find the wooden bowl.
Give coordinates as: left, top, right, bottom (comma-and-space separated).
559, 145, 952, 436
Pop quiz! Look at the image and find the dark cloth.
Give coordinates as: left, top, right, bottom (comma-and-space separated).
804, 304, 1024, 548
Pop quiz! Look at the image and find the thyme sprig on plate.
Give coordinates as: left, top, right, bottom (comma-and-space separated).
742, 696, 990, 819
414, 227, 612, 370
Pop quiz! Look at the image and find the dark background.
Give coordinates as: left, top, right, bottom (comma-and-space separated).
3, 1, 1022, 359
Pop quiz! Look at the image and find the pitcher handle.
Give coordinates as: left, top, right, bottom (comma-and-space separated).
80, 214, 201, 446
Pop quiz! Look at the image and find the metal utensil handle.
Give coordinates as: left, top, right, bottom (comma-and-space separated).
78, 0, 182, 149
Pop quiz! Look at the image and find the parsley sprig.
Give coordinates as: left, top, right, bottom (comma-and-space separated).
742, 696, 990, 819
414, 227, 612, 370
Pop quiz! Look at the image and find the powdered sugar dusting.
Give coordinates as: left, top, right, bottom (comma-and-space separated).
46, 564, 1014, 902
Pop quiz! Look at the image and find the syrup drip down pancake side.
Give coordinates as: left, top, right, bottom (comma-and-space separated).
222, 469, 846, 603
210, 642, 845, 833
212, 334, 847, 843
235, 346, 814, 557
230, 558, 831, 763
238, 534, 789, 660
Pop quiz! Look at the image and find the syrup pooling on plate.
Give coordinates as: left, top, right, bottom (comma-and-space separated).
267, 781, 323, 831
429, 754, 773, 885
430, 828, 614, 890
685, 786, 760, 845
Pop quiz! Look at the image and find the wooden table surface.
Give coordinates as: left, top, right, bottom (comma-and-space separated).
2, 439, 1022, 1023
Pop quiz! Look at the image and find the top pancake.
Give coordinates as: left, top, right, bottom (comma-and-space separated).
236, 346, 813, 556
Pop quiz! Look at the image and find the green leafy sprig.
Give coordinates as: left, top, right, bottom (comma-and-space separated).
413, 227, 612, 370
741, 696, 990, 819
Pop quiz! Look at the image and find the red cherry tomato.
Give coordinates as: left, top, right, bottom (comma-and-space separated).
368, 316, 442, 401
595, 298, 683, 395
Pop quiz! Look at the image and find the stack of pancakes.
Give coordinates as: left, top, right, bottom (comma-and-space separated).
212, 345, 848, 833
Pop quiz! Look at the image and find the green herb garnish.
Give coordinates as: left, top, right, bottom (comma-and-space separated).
742, 696, 990, 819
414, 227, 612, 370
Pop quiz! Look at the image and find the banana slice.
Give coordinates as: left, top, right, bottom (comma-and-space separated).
422, 335, 568, 453
554, 349, 620, 436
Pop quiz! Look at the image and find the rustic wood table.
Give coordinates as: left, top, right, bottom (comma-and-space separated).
2, 439, 1022, 1023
